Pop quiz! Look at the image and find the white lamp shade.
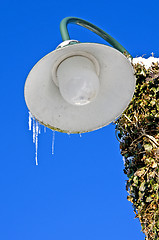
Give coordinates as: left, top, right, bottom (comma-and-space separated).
24, 43, 136, 133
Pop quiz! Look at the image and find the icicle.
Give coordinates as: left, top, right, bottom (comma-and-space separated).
38, 125, 41, 134
79, 133, 82, 138
28, 112, 42, 165
52, 131, 55, 155
44, 126, 46, 133
35, 121, 39, 165
28, 112, 32, 131
33, 119, 36, 143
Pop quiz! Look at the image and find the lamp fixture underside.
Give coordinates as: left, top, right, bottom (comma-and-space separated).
24, 42, 135, 133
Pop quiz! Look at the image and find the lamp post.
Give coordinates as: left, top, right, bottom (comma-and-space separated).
24, 17, 136, 134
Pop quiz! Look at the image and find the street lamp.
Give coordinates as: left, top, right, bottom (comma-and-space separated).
24, 17, 136, 133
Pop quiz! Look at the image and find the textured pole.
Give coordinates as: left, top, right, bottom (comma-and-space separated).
115, 59, 159, 240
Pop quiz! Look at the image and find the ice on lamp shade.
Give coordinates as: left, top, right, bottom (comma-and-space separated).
56, 56, 100, 106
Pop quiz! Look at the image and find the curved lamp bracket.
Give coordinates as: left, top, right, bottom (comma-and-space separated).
60, 17, 132, 59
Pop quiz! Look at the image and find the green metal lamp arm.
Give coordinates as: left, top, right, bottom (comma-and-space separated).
60, 17, 132, 59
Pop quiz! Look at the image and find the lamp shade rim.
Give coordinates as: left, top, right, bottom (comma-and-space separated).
24, 42, 136, 133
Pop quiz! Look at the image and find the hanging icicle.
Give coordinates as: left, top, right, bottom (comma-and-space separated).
35, 121, 39, 165
28, 112, 40, 165
52, 131, 55, 155
28, 112, 32, 131
33, 117, 36, 143
28, 111, 56, 164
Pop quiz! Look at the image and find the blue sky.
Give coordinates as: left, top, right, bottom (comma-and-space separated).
0, 0, 159, 239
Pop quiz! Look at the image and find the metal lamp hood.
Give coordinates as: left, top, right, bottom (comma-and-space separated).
24, 17, 136, 133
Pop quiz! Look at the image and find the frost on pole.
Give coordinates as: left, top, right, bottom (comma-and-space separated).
132, 56, 159, 69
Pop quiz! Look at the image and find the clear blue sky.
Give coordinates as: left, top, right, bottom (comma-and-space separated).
0, 0, 159, 240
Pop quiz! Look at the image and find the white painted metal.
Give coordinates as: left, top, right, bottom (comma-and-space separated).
24, 42, 136, 133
